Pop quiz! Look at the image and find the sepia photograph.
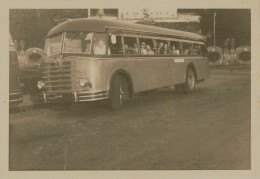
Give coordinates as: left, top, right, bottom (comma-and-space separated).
1, 0, 260, 178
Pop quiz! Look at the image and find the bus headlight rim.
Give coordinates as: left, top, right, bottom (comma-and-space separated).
79, 79, 88, 87
37, 81, 45, 89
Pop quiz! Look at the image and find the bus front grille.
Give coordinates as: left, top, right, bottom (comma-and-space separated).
42, 60, 72, 93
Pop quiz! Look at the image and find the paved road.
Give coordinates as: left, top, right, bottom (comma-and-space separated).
9, 66, 251, 170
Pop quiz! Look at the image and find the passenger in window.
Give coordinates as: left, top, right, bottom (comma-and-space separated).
171, 45, 179, 55
157, 42, 164, 54
184, 48, 189, 55
94, 40, 106, 55
163, 44, 168, 55
126, 43, 138, 54
124, 44, 129, 54
193, 44, 200, 55
189, 46, 193, 55
146, 44, 154, 55
84, 42, 91, 54
140, 42, 147, 55
132, 42, 139, 54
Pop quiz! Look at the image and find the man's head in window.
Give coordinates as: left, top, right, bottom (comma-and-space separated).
159, 42, 164, 48
141, 42, 146, 49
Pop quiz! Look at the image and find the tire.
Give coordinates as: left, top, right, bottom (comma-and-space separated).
110, 75, 131, 111
181, 67, 196, 93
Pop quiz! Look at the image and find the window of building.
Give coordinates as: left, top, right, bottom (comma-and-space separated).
169, 41, 181, 55
123, 36, 139, 55
139, 38, 155, 56
108, 34, 123, 55
155, 39, 168, 55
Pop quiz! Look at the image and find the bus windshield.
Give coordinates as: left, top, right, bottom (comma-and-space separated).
44, 33, 63, 57
64, 32, 92, 54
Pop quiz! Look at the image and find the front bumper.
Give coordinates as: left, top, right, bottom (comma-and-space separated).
9, 92, 23, 105
39, 90, 108, 103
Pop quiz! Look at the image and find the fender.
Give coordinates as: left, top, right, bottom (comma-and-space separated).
184, 62, 197, 81
107, 68, 134, 97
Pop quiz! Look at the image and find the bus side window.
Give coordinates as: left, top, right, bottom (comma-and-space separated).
170, 41, 181, 55
108, 35, 124, 55
183, 42, 193, 55
155, 40, 168, 55
123, 36, 139, 55
193, 43, 201, 55
201, 45, 208, 56
139, 38, 155, 56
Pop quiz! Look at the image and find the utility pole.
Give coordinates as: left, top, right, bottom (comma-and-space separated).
213, 12, 216, 46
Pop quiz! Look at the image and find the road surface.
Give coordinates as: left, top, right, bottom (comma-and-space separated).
9, 66, 251, 170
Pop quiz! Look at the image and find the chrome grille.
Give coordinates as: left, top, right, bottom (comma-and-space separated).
42, 60, 72, 93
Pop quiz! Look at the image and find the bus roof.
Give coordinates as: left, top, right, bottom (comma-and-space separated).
47, 18, 204, 42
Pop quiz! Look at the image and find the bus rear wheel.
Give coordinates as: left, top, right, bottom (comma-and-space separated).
110, 75, 130, 111
182, 67, 196, 93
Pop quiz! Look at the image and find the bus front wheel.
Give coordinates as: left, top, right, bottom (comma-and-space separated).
110, 75, 130, 111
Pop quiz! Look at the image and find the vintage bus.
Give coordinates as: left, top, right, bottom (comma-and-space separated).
9, 33, 23, 105
37, 18, 210, 110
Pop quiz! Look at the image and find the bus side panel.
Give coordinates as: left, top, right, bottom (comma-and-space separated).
171, 56, 210, 85
73, 56, 209, 96
185, 57, 210, 80
171, 57, 187, 85
124, 57, 171, 92
75, 57, 127, 93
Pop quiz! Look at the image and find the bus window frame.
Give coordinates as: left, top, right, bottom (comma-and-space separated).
62, 32, 93, 55
182, 42, 193, 56
44, 32, 64, 58
92, 32, 109, 56
192, 43, 201, 56
91, 29, 205, 58
138, 35, 157, 56
122, 34, 139, 57
154, 38, 169, 56
107, 33, 124, 57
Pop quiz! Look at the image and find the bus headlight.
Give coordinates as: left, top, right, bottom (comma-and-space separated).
79, 79, 88, 87
37, 81, 45, 89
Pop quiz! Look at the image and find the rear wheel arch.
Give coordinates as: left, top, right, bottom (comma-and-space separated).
185, 62, 197, 81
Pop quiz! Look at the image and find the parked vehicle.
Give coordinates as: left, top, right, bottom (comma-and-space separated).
9, 33, 22, 105
19, 47, 43, 93
37, 18, 210, 110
